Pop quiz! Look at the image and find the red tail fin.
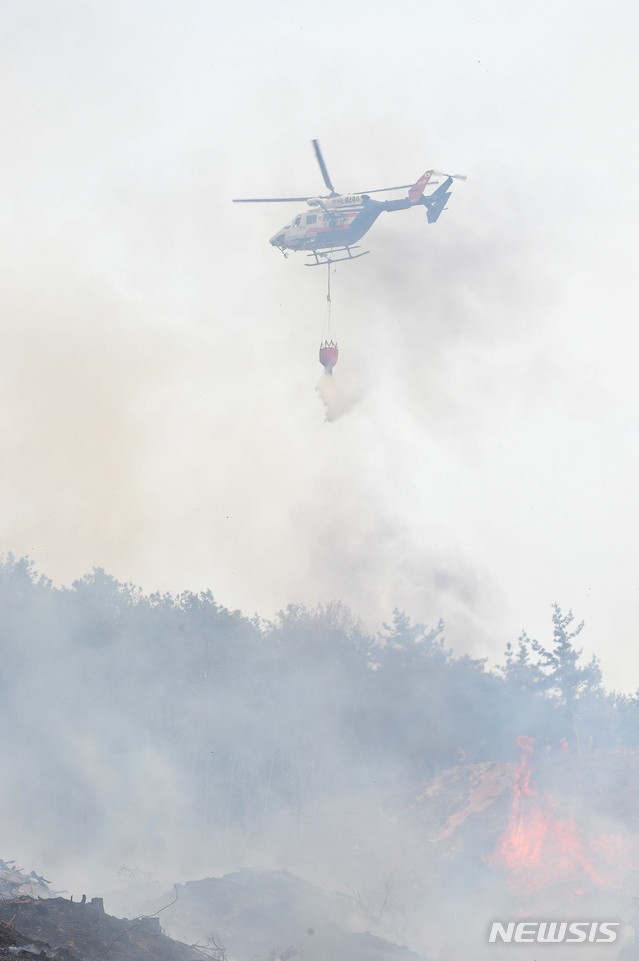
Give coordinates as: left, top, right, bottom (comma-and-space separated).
408, 170, 433, 203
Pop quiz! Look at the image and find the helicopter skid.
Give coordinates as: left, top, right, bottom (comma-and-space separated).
305, 246, 369, 267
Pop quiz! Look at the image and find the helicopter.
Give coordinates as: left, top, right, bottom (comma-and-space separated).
233, 140, 465, 265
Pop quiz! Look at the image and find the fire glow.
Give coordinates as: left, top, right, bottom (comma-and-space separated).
488, 736, 619, 900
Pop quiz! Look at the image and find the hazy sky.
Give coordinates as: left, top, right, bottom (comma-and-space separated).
1, 0, 638, 688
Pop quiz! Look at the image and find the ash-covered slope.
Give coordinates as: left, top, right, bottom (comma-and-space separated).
0, 896, 204, 961
147, 869, 433, 961
0, 918, 78, 961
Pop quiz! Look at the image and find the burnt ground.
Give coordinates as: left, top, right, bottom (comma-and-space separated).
2, 750, 639, 961
0, 897, 204, 961
0, 917, 81, 961
143, 869, 434, 961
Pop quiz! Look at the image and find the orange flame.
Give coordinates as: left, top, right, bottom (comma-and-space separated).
488, 737, 615, 903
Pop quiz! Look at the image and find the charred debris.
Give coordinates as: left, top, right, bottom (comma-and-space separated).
0, 891, 204, 961
0, 869, 434, 961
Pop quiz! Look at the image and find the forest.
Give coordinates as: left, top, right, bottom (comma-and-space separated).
1, 553, 637, 871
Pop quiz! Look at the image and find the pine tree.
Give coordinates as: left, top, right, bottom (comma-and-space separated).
531, 604, 602, 751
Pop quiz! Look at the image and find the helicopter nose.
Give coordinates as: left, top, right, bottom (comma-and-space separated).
270, 231, 286, 247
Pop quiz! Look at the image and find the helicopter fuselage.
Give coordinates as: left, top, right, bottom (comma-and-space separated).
269, 183, 452, 258
270, 196, 403, 254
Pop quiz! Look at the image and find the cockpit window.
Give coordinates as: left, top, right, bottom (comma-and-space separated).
293, 216, 301, 227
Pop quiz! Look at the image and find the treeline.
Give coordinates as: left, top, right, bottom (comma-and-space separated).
0, 555, 637, 859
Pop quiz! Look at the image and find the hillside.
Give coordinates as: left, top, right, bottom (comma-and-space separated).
144, 869, 433, 961
0, 896, 204, 961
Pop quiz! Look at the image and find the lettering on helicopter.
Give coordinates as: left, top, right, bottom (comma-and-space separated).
330, 194, 364, 207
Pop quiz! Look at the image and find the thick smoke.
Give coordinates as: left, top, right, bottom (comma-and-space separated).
2, 5, 638, 960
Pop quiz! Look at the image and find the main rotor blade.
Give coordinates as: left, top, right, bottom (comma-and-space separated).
232, 196, 313, 203
312, 140, 336, 194
355, 182, 440, 194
